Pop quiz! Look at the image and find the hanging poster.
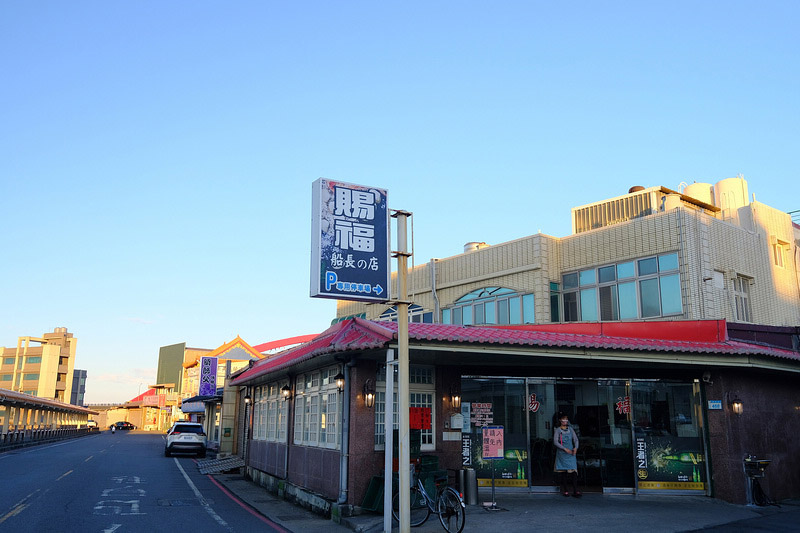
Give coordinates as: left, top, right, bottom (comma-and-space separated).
636, 435, 706, 490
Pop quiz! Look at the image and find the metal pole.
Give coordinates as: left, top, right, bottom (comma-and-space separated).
393, 210, 411, 533
383, 350, 396, 533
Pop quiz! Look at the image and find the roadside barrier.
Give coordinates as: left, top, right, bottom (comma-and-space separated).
0, 427, 94, 452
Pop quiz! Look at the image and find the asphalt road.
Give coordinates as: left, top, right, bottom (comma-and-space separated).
0, 431, 288, 533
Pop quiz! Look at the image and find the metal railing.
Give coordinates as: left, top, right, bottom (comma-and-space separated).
0, 427, 96, 452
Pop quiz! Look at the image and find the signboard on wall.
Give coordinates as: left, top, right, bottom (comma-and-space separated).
198, 356, 218, 396
310, 178, 390, 302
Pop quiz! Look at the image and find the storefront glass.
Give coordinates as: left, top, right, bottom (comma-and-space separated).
462, 376, 705, 494
632, 381, 706, 493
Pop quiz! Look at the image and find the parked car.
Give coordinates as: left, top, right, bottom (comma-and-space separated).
164, 422, 207, 457
86, 420, 98, 428
109, 421, 135, 430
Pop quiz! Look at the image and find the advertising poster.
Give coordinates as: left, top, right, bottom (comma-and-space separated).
469, 424, 528, 487
636, 435, 706, 490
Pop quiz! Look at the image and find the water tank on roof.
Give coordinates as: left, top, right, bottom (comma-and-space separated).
628, 186, 645, 193
464, 242, 488, 253
683, 182, 715, 206
715, 176, 749, 212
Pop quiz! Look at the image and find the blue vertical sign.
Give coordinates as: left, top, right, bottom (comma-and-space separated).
198, 357, 218, 396
311, 179, 390, 302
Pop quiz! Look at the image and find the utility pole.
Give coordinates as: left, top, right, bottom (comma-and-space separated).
392, 210, 412, 533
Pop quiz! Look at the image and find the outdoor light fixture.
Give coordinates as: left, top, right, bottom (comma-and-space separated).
363, 379, 376, 409
450, 385, 461, 410
281, 384, 292, 401
731, 396, 744, 415
334, 371, 345, 393
244, 394, 251, 405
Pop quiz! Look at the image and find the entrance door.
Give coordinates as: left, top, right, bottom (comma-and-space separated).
598, 380, 635, 490
527, 380, 556, 487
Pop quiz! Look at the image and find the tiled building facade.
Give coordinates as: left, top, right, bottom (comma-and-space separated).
337, 178, 799, 328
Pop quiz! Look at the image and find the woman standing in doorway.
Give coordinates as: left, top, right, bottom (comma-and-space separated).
553, 413, 581, 497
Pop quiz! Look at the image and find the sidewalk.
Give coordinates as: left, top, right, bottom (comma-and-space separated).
213, 475, 800, 533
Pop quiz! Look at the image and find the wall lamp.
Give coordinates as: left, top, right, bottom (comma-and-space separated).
363, 379, 376, 409
244, 393, 252, 405
334, 372, 345, 393
281, 384, 292, 401
450, 386, 461, 410
730, 395, 744, 416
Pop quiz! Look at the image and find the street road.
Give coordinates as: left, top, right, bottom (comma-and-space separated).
0, 431, 287, 532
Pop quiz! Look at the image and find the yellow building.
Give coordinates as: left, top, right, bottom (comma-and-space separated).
337, 177, 800, 328
0, 327, 76, 402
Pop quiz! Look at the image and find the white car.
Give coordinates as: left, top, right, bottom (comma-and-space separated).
86, 420, 98, 428
165, 422, 207, 457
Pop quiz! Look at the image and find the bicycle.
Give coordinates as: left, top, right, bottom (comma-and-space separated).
391, 469, 466, 533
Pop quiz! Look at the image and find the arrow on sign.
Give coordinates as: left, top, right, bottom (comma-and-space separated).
373, 285, 384, 296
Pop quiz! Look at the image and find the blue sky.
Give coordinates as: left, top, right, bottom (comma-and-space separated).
2, 2, 798, 403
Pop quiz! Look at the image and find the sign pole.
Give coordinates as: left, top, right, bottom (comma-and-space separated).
393, 210, 411, 533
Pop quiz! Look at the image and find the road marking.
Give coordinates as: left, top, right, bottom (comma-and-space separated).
103, 525, 121, 533
85, 455, 94, 462
93, 500, 144, 516
57, 470, 73, 481
174, 458, 231, 531
0, 490, 40, 525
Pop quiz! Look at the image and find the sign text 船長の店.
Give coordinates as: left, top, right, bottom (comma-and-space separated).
310, 178, 390, 303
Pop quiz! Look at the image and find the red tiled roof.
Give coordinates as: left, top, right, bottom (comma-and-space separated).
230, 318, 800, 385
230, 320, 393, 385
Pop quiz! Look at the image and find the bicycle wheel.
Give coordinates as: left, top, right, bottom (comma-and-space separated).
392, 486, 430, 526
437, 487, 465, 533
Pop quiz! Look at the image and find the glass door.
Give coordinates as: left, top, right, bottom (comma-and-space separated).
527, 379, 556, 487
598, 380, 635, 490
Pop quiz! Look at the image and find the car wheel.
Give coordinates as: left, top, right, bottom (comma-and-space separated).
164, 447, 170, 457
198, 451, 206, 458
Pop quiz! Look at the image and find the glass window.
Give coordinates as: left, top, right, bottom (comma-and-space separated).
563, 272, 579, 289
375, 365, 435, 451
509, 296, 520, 324
618, 282, 638, 319
3, 358, 14, 365
598, 265, 616, 283
580, 288, 598, 321
659, 274, 682, 315
452, 307, 462, 325
638, 257, 658, 276
617, 262, 635, 279
442, 308, 451, 324
563, 292, 579, 322
599, 285, 619, 321
658, 253, 679, 272
26, 356, 42, 364
0, 374, 12, 381
497, 299, 509, 324
522, 294, 535, 323
579, 269, 596, 286
474, 303, 485, 325
485, 301, 496, 324
550, 292, 560, 323
733, 275, 752, 322
462, 306, 473, 325
640, 278, 661, 317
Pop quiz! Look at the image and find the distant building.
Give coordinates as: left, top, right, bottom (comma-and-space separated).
70, 369, 87, 406
0, 327, 77, 402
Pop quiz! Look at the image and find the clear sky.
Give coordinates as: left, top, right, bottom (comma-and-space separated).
2, 2, 798, 404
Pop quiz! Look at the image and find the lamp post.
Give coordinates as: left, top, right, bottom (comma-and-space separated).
243, 391, 252, 469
